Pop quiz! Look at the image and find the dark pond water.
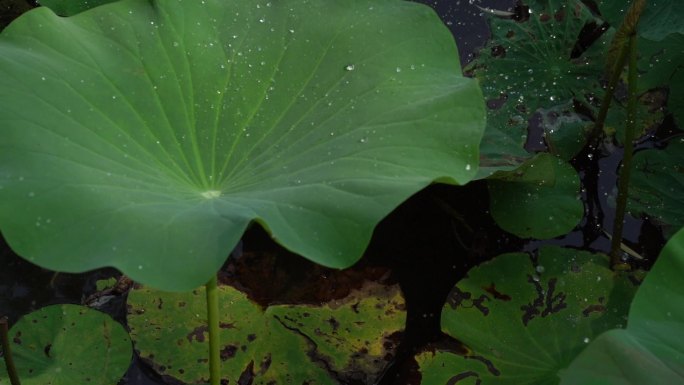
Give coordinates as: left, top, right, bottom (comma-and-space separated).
0, 0, 670, 384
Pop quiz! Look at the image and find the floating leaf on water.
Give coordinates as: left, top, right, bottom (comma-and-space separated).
560, 228, 684, 384
0, 304, 132, 385
127, 280, 406, 384
470, 0, 611, 177
487, 153, 583, 239
416, 246, 641, 385
628, 140, 684, 240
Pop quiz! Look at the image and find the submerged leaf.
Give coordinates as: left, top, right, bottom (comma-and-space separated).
0, 304, 132, 385
127, 281, 405, 384
417, 246, 640, 385
0, 0, 485, 291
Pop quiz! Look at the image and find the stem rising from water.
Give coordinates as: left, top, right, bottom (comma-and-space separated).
206, 276, 221, 385
1, 317, 21, 385
610, 35, 639, 267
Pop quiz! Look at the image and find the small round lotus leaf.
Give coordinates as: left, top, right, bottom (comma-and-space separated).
488, 153, 583, 239
0, 304, 132, 385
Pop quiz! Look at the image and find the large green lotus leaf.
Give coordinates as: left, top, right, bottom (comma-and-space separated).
559, 227, 684, 384
416, 246, 640, 385
597, 1, 684, 41
127, 281, 405, 384
470, 0, 610, 177
38, 0, 118, 16
628, 140, 684, 239
488, 153, 583, 239
0, 304, 132, 385
0, 0, 485, 291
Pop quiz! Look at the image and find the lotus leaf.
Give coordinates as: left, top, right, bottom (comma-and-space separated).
126, 280, 405, 384
671, 70, 684, 127
488, 153, 583, 239
635, 34, 684, 93
539, 103, 590, 161
627, 140, 684, 239
0, 304, 132, 385
38, 0, 117, 16
470, 0, 610, 177
559, 227, 684, 384
0, 0, 485, 291
604, 94, 665, 145
416, 246, 640, 385
597, 1, 684, 41
597, 3, 684, 126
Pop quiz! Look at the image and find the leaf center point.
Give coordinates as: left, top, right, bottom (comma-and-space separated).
200, 190, 222, 199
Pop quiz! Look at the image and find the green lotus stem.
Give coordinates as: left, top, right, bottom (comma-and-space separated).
610, 35, 639, 267
1, 317, 21, 385
205, 276, 221, 385
588, 0, 645, 147
588, 44, 631, 146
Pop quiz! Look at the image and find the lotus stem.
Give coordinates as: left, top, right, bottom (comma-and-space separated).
610, 34, 638, 267
588, 0, 645, 147
205, 276, 221, 385
1, 317, 21, 385
588, 44, 630, 146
